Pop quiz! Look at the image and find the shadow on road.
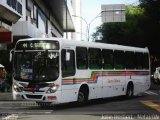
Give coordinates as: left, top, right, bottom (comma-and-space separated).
150, 81, 160, 90
23, 95, 142, 111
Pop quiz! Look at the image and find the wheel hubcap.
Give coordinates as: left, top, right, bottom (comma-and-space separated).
78, 92, 85, 102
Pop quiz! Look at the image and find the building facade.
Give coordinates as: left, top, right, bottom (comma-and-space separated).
71, 0, 82, 41
0, 0, 75, 74
0, 0, 75, 46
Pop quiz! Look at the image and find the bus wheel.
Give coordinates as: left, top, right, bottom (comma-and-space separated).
77, 91, 86, 103
77, 90, 89, 104
126, 83, 134, 98
77, 85, 89, 104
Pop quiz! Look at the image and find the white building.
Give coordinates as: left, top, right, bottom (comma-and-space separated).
0, 0, 75, 46
71, 0, 82, 41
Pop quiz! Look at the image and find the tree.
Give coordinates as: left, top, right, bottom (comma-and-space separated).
139, 0, 160, 56
139, 0, 160, 71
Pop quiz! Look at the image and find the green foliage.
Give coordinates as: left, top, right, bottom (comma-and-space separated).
126, 5, 144, 15
139, 0, 160, 55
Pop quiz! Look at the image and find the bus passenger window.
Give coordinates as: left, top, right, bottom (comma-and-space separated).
61, 49, 75, 77
89, 48, 102, 69
126, 51, 135, 69
76, 47, 88, 69
102, 49, 114, 69
114, 50, 125, 69
143, 53, 149, 69
135, 52, 143, 69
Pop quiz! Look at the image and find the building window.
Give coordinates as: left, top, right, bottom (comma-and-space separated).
38, 9, 46, 33
12, 0, 17, 10
7, 0, 22, 15
17, 2, 22, 15
7, 0, 11, 6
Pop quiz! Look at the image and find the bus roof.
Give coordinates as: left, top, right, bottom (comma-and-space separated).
16, 37, 149, 53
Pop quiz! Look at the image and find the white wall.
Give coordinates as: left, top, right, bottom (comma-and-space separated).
71, 0, 82, 41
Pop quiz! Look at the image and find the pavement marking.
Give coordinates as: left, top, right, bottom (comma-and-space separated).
141, 100, 160, 112
1, 114, 18, 120
144, 91, 159, 95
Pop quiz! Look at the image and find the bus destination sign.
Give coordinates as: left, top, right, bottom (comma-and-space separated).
16, 40, 59, 50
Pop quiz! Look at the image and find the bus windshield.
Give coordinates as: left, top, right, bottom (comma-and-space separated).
14, 51, 59, 82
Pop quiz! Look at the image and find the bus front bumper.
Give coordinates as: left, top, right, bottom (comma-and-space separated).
13, 91, 61, 104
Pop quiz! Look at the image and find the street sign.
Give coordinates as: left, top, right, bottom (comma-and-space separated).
101, 4, 126, 23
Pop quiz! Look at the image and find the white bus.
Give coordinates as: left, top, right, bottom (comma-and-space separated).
12, 38, 150, 105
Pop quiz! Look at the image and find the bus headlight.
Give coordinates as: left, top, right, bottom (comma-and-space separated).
13, 83, 22, 92
47, 84, 59, 93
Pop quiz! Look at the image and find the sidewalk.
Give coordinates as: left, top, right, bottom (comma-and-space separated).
0, 92, 13, 101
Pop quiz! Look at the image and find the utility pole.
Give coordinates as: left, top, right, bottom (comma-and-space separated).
72, 11, 105, 41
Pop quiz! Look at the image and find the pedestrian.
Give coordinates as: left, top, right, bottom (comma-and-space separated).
0, 64, 10, 92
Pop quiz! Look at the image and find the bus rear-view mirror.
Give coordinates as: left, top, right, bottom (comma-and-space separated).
10, 49, 14, 62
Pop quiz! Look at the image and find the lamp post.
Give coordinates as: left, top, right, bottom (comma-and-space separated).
72, 15, 89, 41
72, 11, 105, 41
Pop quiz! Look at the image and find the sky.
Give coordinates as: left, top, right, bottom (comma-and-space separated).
81, 0, 139, 41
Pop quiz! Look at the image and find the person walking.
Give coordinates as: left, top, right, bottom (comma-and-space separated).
0, 64, 10, 92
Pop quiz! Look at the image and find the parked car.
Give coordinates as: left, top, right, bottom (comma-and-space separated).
153, 67, 160, 84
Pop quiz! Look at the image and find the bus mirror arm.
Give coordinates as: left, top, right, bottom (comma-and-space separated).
10, 49, 14, 62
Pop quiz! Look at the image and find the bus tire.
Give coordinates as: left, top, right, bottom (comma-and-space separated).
77, 85, 89, 104
126, 83, 134, 98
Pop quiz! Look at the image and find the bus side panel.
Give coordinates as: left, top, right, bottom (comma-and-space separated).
126, 71, 150, 95
60, 70, 90, 103
144, 74, 151, 91
88, 70, 103, 100
61, 85, 78, 103
102, 71, 126, 98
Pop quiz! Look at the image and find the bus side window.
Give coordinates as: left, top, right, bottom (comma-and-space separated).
102, 49, 114, 69
126, 51, 135, 69
135, 52, 143, 69
143, 53, 149, 69
76, 47, 88, 69
114, 50, 125, 69
89, 48, 102, 69
61, 49, 75, 77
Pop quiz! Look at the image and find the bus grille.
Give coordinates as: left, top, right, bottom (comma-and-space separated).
26, 94, 42, 99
